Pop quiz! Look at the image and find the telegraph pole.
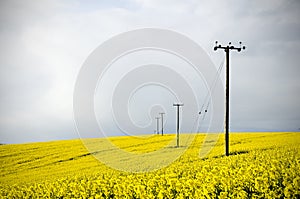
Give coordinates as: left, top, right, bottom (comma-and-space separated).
159, 112, 165, 136
173, 103, 184, 147
155, 117, 160, 135
214, 41, 245, 156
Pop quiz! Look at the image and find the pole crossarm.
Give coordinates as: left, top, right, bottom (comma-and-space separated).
214, 41, 246, 52
214, 41, 245, 156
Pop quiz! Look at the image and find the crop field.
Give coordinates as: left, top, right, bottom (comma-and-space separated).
0, 132, 300, 198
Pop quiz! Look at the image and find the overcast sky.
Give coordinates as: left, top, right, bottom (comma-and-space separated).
0, 0, 299, 144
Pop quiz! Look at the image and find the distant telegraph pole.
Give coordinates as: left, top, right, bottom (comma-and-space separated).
155, 117, 160, 135
214, 41, 245, 156
173, 103, 184, 147
159, 112, 165, 136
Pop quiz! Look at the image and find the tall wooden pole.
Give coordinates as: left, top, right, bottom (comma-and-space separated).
159, 112, 165, 136
214, 41, 245, 156
173, 103, 184, 147
225, 47, 230, 156
155, 117, 160, 135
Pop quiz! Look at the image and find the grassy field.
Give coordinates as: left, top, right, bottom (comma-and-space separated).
0, 132, 300, 198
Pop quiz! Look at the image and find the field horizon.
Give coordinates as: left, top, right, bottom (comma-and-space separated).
1, 131, 298, 145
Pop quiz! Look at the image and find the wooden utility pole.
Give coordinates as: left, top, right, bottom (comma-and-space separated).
173, 103, 184, 147
155, 117, 160, 135
214, 41, 245, 156
159, 112, 165, 136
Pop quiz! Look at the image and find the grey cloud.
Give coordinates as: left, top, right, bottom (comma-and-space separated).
0, 0, 300, 143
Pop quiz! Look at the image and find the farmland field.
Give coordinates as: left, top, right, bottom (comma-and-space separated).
1, 132, 300, 198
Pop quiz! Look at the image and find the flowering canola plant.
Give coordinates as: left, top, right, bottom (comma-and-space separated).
0, 132, 300, 198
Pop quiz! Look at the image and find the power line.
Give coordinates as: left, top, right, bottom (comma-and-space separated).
199, 58, 225, 120
186, 59, 225, 135
214, 41, 246, 156
190, 112, 201, 134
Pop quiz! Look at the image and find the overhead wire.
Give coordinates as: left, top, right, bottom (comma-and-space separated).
196, 57, 225, 131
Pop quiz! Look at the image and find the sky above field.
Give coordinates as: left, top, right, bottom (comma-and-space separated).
0, 0, 300, 144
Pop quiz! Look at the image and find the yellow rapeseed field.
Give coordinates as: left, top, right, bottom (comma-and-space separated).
0, 132, 300, 198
